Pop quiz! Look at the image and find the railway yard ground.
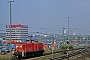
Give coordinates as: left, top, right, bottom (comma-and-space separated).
0, 46, 90, 60
73, 51, 90, 60
61, 49, 90, 60
19, 46, 90, 60
26, 49, 90, 60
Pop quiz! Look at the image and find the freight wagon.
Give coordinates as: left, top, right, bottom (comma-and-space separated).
13, 40, 44, 58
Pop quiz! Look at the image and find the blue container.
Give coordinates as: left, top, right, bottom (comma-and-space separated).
0, 40, 2, 46
6, 44, 10, 50
56, 45, 59, 48
0, 43, 2, 46
12, 44, 16, 49
22, 39, 27, 43
6, 44, 16, 50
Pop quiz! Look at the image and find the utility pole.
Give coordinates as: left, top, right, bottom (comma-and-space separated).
67, 16, 70, 41
7, 0, 14, 60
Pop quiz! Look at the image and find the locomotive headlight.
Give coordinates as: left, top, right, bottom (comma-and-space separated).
20, 46, 22, 47
16, 46, 18, 48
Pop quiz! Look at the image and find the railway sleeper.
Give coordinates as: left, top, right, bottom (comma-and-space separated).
50, 48, 90, 60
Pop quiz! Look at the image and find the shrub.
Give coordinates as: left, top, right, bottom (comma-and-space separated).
60, 44, 73, 54
60, 44, 73, 50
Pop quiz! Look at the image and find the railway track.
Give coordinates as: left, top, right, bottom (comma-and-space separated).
14, 47, 90, 60
42, 47, 87, 56
49, 47, 90, 60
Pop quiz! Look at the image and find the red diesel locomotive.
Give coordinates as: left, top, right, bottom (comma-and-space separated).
13, 40, 44, 58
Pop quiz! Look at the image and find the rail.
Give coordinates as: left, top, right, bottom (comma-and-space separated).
49, 47, 90, 60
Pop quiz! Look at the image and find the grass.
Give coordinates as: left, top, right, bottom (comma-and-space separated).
44, 47, 61, 54
30, 52, 64, 60
0, 54, 10, 60
0, 53, 16, 60
84, 58, 90, 60
30, 46, 87, 60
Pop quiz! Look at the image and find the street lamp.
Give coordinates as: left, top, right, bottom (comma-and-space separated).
67, 16, 70, 41
7, 0, 14, 60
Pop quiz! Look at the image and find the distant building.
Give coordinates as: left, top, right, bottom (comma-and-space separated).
0, 33, 6, 37
6, 24, 28, 40
0, 33, 6, 40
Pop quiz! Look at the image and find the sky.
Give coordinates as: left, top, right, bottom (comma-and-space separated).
0, 0, 90, 35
